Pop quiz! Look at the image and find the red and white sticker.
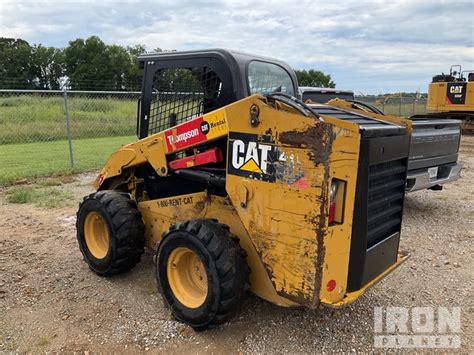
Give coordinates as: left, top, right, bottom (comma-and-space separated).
164, 117, 207, 152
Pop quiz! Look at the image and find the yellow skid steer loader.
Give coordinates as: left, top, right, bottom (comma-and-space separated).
76, 49, 411, 329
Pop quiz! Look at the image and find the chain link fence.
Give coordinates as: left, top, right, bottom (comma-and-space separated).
0, 89, 429, 185
355, 94, 428, 117
0, 89, 140, 144
0, 90, 140, 184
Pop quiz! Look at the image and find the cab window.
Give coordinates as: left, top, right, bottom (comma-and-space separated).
248, 61, 295, 96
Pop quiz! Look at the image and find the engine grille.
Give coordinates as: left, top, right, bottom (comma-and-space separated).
367, 159, 406, 248
347, 134, 410, 291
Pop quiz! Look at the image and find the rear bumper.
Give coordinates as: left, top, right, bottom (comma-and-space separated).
406, 162, 462, 192
321, 251, 409, 308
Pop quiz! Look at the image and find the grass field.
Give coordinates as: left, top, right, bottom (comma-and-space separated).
0, 95, 137, 144
369, 103, 427, 117
0, 136, 135, 186
0, 95, 429, 145
354, 98, 428, 117
6, 186, 74, 208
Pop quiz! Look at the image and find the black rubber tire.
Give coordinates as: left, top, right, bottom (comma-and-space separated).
156, 219, 249, 330
76, 190, 145, 276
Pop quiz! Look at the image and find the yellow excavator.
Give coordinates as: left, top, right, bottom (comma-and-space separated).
76, 49, 412, 329
426, 65, 474, 132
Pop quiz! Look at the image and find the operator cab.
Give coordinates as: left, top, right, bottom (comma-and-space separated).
135, 49, 300, 200
432, 65, 474, 83
137, 49, 298, 139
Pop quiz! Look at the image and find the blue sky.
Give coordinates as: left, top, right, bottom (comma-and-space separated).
1, 0, 473, 93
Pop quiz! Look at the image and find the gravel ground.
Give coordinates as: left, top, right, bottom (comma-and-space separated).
0, 136, 472, 353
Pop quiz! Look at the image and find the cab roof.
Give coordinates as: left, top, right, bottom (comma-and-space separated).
138, 48, 291, 69
138, 48, 299, 99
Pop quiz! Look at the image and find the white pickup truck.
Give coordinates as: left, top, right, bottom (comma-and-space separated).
300, 87, 462, 192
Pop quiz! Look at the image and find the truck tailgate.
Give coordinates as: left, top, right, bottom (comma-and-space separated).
408, 117, 461, 170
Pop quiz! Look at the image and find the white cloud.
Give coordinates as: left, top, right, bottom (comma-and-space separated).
1, 0, 473, 93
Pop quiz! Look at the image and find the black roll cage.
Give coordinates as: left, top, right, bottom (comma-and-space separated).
136, 49, 298, 139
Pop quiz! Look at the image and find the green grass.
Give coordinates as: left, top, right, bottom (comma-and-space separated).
0, 96, 137, 144
36, 335, 50, 347
6, 186, 74, 208
36, 188, 74, 208
6, 187, 34, 203
0, 95, 203, 145
377, 103, 427, 117
0, 135, 135, 186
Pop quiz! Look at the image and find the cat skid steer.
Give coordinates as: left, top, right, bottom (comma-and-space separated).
76, 49, 411, 329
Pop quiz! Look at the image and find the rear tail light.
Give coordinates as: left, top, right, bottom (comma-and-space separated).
328, 182, 338, 224
328, 179, 346, 225
326, 279, 337, 292
95, 173, 105, 188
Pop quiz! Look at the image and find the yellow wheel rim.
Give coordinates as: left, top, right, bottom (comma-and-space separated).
84, 211, 110, 259
167, 247, 208, 308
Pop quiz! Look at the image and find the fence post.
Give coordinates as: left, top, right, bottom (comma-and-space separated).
399, 93, 402, 117
63, 88, 74, 168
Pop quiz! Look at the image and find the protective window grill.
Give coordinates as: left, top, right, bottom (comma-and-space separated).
148, 67, 222, 135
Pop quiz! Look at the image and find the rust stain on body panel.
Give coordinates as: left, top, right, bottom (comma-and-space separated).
279, 123, 335, 307
223, 99, 338, 307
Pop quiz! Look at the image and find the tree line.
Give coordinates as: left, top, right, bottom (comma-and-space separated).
0, 36, 335, 91
0, 36, 146, 90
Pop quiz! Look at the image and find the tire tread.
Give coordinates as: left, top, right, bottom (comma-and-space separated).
157, 218, 249, 329
77, 190, 145, 276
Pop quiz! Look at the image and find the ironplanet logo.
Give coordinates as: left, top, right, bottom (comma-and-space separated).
166, 128, 199, 145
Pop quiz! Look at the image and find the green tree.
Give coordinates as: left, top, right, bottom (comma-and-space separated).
125, 44, 148, 90
64, 36, 146, 90
106, 44, 135, 90
31, 45, 65, 89
0, 36, 150, 90
294, 69, 335, 88
0, 38, 35, 88
64, 36, 110, 90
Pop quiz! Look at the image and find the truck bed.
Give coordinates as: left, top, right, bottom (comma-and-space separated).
405, 115, 462, 191
302, 88, 462, 192
408, 116, 461, 170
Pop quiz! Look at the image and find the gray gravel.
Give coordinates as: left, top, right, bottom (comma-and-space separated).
0, 136, 472, 353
